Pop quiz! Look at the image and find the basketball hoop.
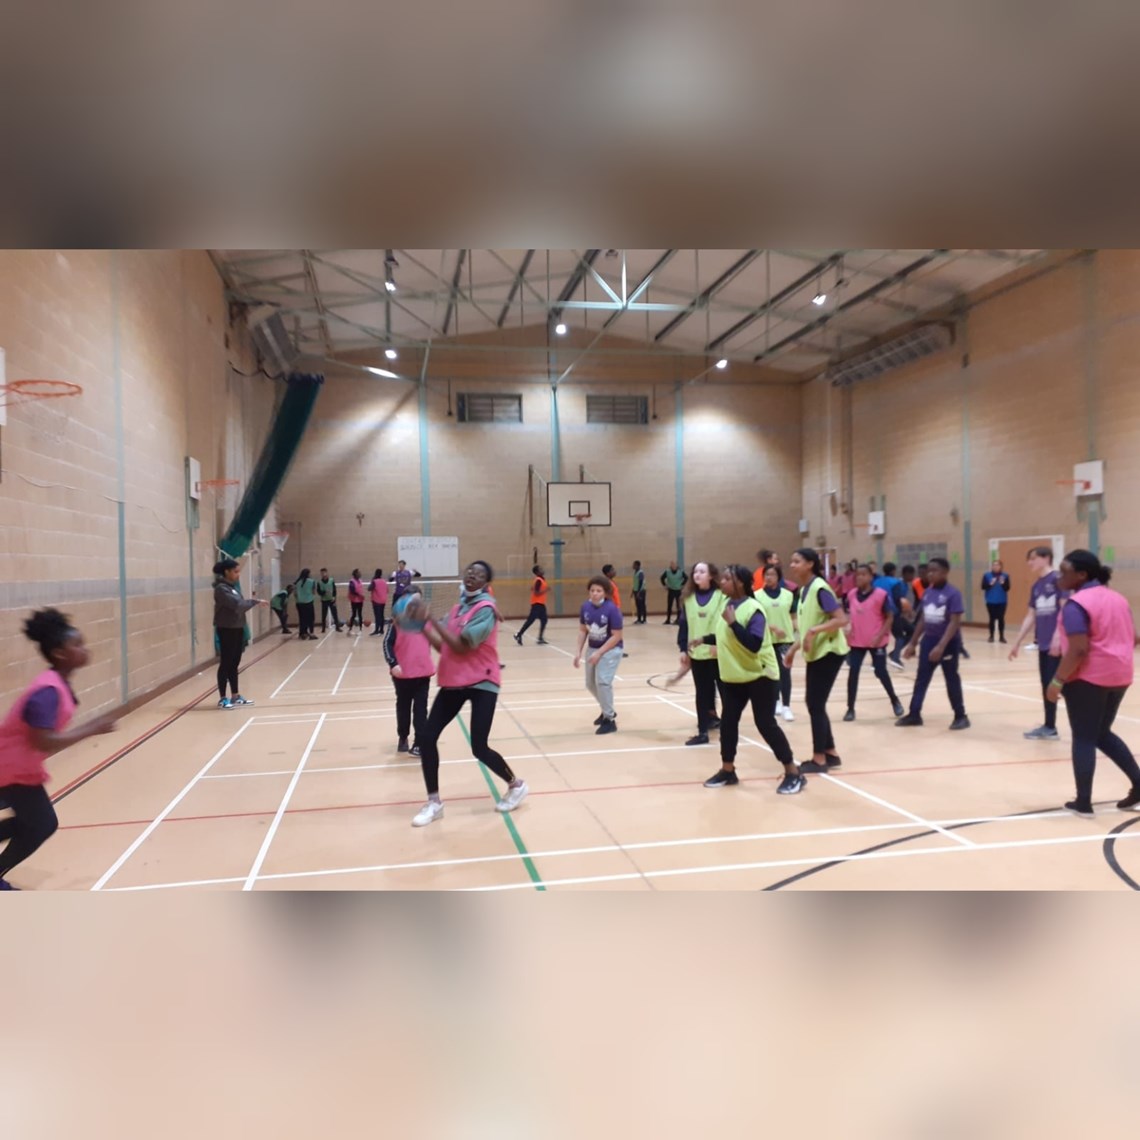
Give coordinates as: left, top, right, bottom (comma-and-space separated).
0, 379, 83, 408
1056, 478, 1094, 498
196, 478, 240, 497
262, 530, 290, 553
573, 513, 592, 526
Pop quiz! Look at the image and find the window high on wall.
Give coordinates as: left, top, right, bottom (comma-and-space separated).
586, 395, 648, 424
456, 393, 523, 423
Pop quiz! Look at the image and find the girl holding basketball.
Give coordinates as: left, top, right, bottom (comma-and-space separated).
383, 585, 433, 755
0, 609, 118, 889
406, 561, 528, 827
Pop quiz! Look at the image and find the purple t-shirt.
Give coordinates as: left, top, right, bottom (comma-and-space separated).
580, 599, 624, 649
1061, 581, 1099, 637
920, 582, 964, 643
1030, 569, 1066, 648
21, 678, 78, 728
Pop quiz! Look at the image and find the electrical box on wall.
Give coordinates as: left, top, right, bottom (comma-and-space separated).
798, 518, 810, 535
868, 510, 886, 536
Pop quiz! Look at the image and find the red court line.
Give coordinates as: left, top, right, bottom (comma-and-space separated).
57, 752, 1072, 834
50, 639, 288, 802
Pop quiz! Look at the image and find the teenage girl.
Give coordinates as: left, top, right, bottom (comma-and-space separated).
0, 609, 118, 889
696, 565, 803, 795
514, 565, 549, 645
844, 564, 905, 721
346, 569, 366, 633
382, 585, 433, 755
673, 561, 725, 746
408, 561, 528, 827
293, 568, 317, 640
758, 564, 796, 722
368, 569, 388, 634
1047, 549, 1140, 817
785, 548, 849, 774
215, 558, 268, 707
575, 576, 624, 734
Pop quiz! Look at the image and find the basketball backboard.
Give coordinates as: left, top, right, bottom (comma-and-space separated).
547, 481, 612, 526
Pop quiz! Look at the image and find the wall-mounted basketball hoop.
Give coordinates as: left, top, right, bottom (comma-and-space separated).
262, 530, 290, 553
196, 478, 240, 498
0, 379, 83, 407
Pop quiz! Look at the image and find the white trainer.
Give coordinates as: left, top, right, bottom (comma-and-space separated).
496, 780, 529, 813
411, 799, 444, 827
781, 705, 795, 722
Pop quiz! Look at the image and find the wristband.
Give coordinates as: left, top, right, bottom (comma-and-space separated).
1050, 678, 1065, 690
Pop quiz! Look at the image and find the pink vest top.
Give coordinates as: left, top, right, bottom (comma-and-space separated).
348, 578, 365, 602
0, 669, 79, 786
436, 600, 501, 689
370, 579, 389, 605
1059, 584, 1135, 688
846, 587, 891, 648
394, 626, 436, 680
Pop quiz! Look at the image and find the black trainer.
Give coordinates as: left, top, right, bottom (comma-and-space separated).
843, 709, 855, 722
397, 736, 409, 753
776, 772, 805, 795
596, 718, 617, 735
685, 732, 709, 746
593, 713, 606, 726
895, 713, 924, 727
1117, 786, 1140, 811
513, 632, 523, 645
707, 717, 721, 731
799, 757, 840, 774
892, 699, 905, 717
949, 716, 971, 731
1064, 799, 1095, 818
703, 769, 739, 788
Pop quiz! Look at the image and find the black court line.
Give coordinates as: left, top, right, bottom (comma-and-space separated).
1103, 814, 1140, 890
762, 801, 1138, 891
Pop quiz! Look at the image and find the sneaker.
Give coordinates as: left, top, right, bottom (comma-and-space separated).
1063, 799, 1095, 819
513, 632, 523, 645
0, 879, 20, 891
397, 736, 409, 753
1023, 725, 1060, 740
703, 769, 739, 788
412, 799, 444, 827
949, 716, 971, 731
537, 638, 548, 645
596, 718, 618, 735
409, 744, 421, 757
888, 655, 904, 671
843, 709, 856, 722
895, 713, 923, 727
685, 732, 710, 746
593, 713, 606, 726
496, 780, 529, 813
892, 699, 905, 718
777, 772, 806, 795
781, 705, 795, 722
987, 636, 994, 643
218, 697, 234, 710
1117, 786, 1140, 811
233, 695, 254, 706
800, 757, 841, 774
707, 717, 721, 731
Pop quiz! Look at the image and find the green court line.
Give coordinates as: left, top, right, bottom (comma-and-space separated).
457, 713, 545, 891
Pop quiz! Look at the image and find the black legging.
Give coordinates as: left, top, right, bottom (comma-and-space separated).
634, 590, 647, 622
1061, 680, 1140, 805
394, 675, 430, 743
805, 653, 845, 754
718, 676, 795, 767
774, 643, 793, 706
297, 600, 316, 638
371, 601, 386, 631
320, 599, 341, 630
1038, 652, 1060, 730
0, 784, 58, 879
216, 626, 245, 698
846, 646, 900, 710
347, 601, 365, 631
274, 607, 290, 632
418, 687, 516, 796
986, 603, 1008, 640
518, 604, 548, 639
690, 656, 723, 733
665, 589, 681, 621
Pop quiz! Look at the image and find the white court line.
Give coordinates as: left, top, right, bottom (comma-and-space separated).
242, 713, 327, 891
331, 652, 354, 696
269, 655, 312, 700
821, 773, 976, 847
99, 809, 1099, 891
963, 680, 1140, 725
464, 830, 1140, 891
201, 769, 296, 779
90, 717, 256, 891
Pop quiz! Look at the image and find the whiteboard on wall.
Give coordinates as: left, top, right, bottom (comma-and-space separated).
397, 536, 460, 578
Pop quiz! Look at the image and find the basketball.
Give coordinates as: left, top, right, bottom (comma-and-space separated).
393, 593, 427, 631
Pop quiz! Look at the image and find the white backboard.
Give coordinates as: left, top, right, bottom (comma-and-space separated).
547, 482, 612, 526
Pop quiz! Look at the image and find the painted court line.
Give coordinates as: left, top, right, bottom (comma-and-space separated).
330, 652, 354, 696
242, 713, 327, 891
269, 655, 312, 700
90, 717, 256, 891
101, 810, 1104, 892
964, 680, 1140, 724
820, 773, 976, 847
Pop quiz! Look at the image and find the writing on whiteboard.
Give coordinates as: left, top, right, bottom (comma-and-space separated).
397, 536, 459, 578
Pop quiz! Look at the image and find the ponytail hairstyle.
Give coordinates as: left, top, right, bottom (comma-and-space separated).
1064, 548, 1113, 586
722, 564, 755, 599
296, 567, 312, 585
794, 548, 825, 578
213, 557, 239, 578
23, 607, 79, 663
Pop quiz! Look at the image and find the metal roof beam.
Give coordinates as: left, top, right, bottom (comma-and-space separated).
496, 249, 535, 327
653, 250, 761, 343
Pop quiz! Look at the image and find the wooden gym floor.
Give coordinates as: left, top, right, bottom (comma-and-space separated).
15, 618, 1140, 891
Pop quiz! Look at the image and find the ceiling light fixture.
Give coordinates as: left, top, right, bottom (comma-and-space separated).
554, 322, 567, 335
385, 348, 398, 360
812, 292, 827, 306
385, 280, 397, 293
715, 358, 728, 370
365, 366, 398, 378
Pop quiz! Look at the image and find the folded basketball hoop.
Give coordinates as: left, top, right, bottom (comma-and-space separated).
262, 530, 290, 553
